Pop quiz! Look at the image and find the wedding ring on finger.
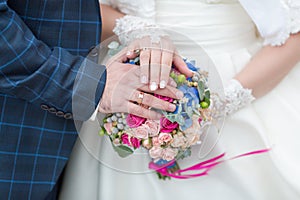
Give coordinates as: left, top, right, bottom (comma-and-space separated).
136, 91, 144, 105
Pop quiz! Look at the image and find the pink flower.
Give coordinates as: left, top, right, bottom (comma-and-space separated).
126, 114, 146, 128
158, 132, 173, 144
162, 148, 178, 161
154, 94, 174, 103
142, 139, 152, 149
152, 136, 160, 146
121, 133, 131, 146
160, 117, 179, 133
149, 146, 163, 159
103, 122, 113, 135
132, 125, 148, 139
130, 137, 141, 149
144, 120, 160, 137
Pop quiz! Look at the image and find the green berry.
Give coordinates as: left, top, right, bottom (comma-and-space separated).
200, 101, 209, 109
178, 74, 186, 83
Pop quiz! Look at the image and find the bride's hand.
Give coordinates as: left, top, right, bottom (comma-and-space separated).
126, 36, 193, 91
98, 50, 184, 119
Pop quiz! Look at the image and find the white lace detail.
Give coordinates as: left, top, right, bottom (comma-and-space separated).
264, 0, 300, 46
212, 79, 255, 116
113, 15, 167, 45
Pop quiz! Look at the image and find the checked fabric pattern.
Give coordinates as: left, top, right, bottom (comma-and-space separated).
0, 0, 106, 199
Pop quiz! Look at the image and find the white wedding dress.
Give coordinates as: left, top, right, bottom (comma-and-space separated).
60, 0, 300, 200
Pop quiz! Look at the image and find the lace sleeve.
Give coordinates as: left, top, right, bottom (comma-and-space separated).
211, 79, 255, 116
263, 0, 300, 46
240, 0, 300, 46
113, 15, 165, 45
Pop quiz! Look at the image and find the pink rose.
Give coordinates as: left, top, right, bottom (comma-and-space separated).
126, 114, 146, 128
121, 133, 131, 146
160, 117, 179, 133
144, 120, 160, 137
158, 132, 173, 144
152, 136, 160, 146
149, 146, 163, 159
130, 137, 141, 149
132, 125, 148, 139
154, 94, 174, 103
103, 122, 113, 135
162, 148, 178, 161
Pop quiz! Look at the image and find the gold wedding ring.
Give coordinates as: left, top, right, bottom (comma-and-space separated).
137, 92, 144, 104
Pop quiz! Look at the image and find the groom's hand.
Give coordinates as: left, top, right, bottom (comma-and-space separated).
126, 36, 194, 91
98, 51, 184, 119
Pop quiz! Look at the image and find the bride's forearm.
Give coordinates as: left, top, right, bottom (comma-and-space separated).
100, 4, 124, 41
235, 32, 300, 98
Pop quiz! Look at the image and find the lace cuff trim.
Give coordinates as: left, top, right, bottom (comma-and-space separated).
264, 0, 300, 46
212, 79, 255, 116
113, 15, 167, 45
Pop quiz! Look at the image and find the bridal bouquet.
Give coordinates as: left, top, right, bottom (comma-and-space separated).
99, 54, 216, 179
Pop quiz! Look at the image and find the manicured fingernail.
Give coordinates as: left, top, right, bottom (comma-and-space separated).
159, 80, 166, 88
170, 80, 177, 87
168, 104, 176, 111
176, 91, 184, 99
126, 51, 131, 56
141, 76, 148, 84
150, 82, 158, 91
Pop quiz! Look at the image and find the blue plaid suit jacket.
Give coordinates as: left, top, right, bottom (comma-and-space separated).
0, 0, 105, 199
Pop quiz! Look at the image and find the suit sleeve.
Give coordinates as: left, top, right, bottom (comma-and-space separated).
0, 2, 106, 121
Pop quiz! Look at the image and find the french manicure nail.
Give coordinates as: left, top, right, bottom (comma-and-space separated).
170, 80, 177, 87
150, 82, 158, 91
159, 80, 166, 88
176, 91, 184, 99
168, 104, 176, 111
141, 76, 148, 84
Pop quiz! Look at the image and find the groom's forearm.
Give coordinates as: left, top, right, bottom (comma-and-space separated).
234, 32, 300, 98
100, 4, 124, 41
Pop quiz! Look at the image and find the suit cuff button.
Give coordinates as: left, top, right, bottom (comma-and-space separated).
64, 113, 73, 119
40, 104, 50, 111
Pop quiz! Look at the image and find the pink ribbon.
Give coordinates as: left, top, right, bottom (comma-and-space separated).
149, 148, 270, 179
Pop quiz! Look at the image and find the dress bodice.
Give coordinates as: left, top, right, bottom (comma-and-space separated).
155, 0, 256, 52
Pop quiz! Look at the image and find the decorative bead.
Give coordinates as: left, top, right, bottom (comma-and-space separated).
117, 124, 124, 130
112, 127, 119, 134
116, 113, 122, 117
192, 76, 199, 82
106, 117, 112, 123
193, 82, 198, 87
111, 115, 117, 122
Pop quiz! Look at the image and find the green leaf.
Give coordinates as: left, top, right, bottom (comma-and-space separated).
205, 90, 210, 99
112, 144, 134, 158
197, 81, 205, 101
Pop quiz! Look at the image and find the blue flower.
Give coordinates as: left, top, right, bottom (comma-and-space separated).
186, 60, 198, 72
180, 118, 193, 131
